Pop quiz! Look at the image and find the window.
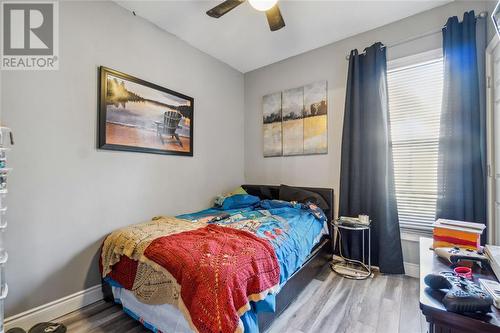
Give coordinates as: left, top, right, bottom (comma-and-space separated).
387, 55, 443, 232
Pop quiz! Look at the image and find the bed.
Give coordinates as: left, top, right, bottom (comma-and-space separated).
101, 184, 334, 333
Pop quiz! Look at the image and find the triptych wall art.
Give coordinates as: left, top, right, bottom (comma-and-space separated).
263, 80, 328, 157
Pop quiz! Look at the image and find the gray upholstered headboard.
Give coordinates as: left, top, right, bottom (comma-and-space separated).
241, 184, 335, 225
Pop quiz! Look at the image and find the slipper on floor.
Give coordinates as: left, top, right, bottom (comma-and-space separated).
28, 323, 66, 333
6, 328, 26, 333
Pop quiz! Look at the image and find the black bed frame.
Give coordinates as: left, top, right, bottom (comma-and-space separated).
242, 185, 334, 332
102, 184, 334, 332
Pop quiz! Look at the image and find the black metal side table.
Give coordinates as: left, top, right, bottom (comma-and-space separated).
330, 218, 372, 280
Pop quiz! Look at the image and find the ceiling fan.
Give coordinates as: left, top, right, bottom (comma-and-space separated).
206, 0, 285, 31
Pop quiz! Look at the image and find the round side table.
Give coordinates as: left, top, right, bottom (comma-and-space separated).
330, 219, 373, 280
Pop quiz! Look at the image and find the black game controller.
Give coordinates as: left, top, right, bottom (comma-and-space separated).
424, 272, 493, 314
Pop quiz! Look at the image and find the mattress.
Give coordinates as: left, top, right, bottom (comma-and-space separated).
112, 286, 193, 333
102, 199, 328, 333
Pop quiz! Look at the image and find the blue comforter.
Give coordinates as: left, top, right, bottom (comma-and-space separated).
177, 199, 327, 332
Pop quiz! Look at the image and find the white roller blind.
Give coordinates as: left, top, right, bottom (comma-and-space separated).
387, 58, 444, 232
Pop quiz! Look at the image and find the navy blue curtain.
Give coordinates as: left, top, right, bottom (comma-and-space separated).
437, 11, 487, 242
339, 42, 404, 274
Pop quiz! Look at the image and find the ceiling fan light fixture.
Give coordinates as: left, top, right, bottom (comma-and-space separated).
248, 0, 278, 12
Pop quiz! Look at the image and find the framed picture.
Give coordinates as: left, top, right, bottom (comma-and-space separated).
98, 66, 193, 156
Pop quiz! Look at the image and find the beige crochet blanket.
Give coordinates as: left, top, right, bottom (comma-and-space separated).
101, 216, 202, 276
101, 216, 204, 305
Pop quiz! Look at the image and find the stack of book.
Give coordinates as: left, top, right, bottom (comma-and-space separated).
485, 244, 500, 281
433, 219, 485, 250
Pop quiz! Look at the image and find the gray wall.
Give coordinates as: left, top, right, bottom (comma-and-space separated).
1, 1, 244, 316
2, 0, 497, 318
244, 0, 496, 266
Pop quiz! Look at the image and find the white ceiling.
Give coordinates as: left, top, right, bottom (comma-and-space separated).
116, 1, 450, 73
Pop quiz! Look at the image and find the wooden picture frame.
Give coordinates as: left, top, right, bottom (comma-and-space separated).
98, 66, 194, 156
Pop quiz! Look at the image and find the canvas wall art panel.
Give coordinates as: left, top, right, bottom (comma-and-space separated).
263, 92, 282, 157
303, 81, 328, 154
262, 80, 327, 157
282, 87, 304, 156
98, 67, 193, 156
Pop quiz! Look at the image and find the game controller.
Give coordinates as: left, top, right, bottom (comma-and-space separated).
424, 272, 493, 314
434, 247, 489, 265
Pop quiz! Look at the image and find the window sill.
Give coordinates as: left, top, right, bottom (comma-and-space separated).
400, 228, 432, 242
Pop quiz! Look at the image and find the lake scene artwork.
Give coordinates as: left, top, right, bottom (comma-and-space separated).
99, 67, 193, 156
262, 80, 327, 157
263, 92, 282, 157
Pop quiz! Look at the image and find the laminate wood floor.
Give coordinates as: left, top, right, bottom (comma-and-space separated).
55, 270, 426, 333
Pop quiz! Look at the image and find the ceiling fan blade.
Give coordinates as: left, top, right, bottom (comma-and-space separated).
206, 0, 245, 18
265, 4, 285, 31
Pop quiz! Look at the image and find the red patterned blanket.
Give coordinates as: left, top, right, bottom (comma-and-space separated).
102, 221, 280, 333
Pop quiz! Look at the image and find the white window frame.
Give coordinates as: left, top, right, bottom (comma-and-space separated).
486, 36, 500, 245
387, 48, 443, 237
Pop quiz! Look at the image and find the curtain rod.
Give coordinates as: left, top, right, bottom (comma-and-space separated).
344, 11, 488, 60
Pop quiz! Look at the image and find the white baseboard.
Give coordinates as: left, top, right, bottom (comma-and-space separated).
404, 262, 419, 278
5, 284, 103, 331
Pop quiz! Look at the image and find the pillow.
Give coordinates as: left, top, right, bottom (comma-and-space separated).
259, 199, 297, 210
228, 186, 248, 196
221, 194, 260, 210
214, 186, 248, 207
258, 186, 274, 200
279, 184, 329, 211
